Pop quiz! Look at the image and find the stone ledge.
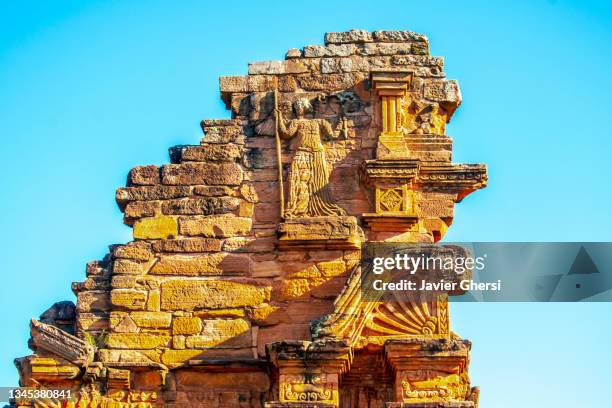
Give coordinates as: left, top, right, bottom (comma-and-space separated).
278, 216, 364, 250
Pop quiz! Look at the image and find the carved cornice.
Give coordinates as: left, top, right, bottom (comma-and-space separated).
360, 159, 420, 185
371, 70, 412, 97
267, 340, 353, 372
417, 164, 487, 193
29, 319, 95, 366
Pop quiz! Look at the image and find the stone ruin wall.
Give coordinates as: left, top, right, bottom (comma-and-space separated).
12, 30, 487, 408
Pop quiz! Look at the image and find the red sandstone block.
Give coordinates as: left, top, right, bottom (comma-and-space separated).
128, 165, 160, 186
161, 162, 243, 186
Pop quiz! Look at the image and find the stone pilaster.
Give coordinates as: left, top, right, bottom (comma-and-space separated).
384, 339, 476, 406
266, 341, 352, 407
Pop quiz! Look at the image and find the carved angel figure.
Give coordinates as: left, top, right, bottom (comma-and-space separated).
276, 98, 346, 218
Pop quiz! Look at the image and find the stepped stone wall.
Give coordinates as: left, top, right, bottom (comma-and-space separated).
11, 29, 487, 408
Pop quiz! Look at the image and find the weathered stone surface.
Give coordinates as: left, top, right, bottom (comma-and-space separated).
149, 253, 250, 276
295, 73, 361, 91
195, 308, 246, 318
128, 165, 160, 186
162, 162, 243, 186
113, 315, 138, 333
129, 311, 172, 328
116, 185, 191, 207
172, 316, 202, 335
76, 291, 110, 312
160, 279, 270, 310
160, 348, 252, 365
124, 200, 161, 222
133, 215, 178, 239
113, 242, 152, 261
222, 237, 255, 252
16, 355, 82, 382
30, 319, 95, 365
179, 215, 252, 237
248, 60, 285, 75
245, 147, 277, 169
185, 319, 250, 348
14, 29, 487, 407
76, 313, 108, 332
174, 371, 269, 390
161, 197, 240, 216
279, 278, 323, 300
192, 185, 238, 197
200, 125, 247, 145
111, 275, 138, 289
177, 144, 242, 162
424, 79, 462, 105
359, 42, 415, 56
285, 48, 302, 58
392, 54, 444, 67
372, 30, 428, 43
251, 260, 283, 278
39, 301, 76, 333
151, 237, 223, 253
316, 260, 347, 278
278, 216, 363, 249
113, 258, 151, 274
110, 289, 147, 310
219, 75, 276, 93
72, 276, 110, 292
107, 333, 171, 349
325, 30, 373, 44
249, 59, 309, 75
303, 44, 357, 58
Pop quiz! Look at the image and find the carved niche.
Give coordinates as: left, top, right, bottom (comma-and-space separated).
273, 94, 364, 250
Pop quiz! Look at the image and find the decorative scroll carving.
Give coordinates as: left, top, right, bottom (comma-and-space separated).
29, 319, 95, 366
267, 341, 349, 407
276, 98, 346, 218
280, 375, 335, 403
384, 339, 472, 405
400, 371, 469, 402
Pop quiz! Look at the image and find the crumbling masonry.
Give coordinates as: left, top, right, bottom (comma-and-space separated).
12, 29, 487, 408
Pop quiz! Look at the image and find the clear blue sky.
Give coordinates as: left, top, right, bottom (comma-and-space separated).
1, 0, 610, 406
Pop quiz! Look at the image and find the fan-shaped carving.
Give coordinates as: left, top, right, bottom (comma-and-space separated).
312, 267, 449, 348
